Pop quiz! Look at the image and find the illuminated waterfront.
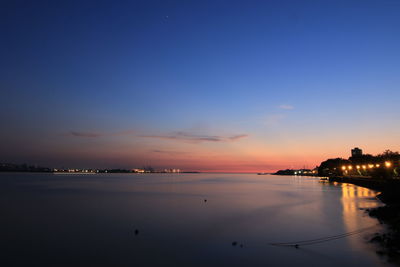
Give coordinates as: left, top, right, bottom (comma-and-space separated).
0, 173, 387, 266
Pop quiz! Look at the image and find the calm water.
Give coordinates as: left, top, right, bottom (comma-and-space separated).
0, 173, 388, 266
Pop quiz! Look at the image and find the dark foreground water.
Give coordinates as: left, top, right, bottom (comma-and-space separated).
0, 173, 388, 266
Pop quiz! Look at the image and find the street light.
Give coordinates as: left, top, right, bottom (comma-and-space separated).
385, 161, 392, 168
342, 166, 346, 170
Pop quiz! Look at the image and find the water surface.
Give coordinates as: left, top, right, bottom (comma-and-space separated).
0, 173, 386, 266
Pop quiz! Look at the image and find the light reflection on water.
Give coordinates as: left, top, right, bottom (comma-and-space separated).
338, 183, 381, 252
0, 173, 389, 266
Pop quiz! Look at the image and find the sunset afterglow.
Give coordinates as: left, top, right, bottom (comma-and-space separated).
1, 1, 399, 172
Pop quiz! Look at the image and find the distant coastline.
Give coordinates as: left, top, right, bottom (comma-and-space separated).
272, 168, 318, 176
0, 163, 199, 174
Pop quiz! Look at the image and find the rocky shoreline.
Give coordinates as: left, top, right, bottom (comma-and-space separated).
329, 177, 400, 264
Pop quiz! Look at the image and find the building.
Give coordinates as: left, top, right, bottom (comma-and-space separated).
351, 147, 363, 157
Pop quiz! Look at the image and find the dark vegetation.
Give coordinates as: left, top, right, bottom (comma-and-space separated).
274, 169, 297, 175
318, 150, 400, 179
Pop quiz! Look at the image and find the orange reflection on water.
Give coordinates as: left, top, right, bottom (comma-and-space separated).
339, 183, 381, 249
341, 183, 378, 212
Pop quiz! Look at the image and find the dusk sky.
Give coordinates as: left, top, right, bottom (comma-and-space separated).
1, 0, 400, 172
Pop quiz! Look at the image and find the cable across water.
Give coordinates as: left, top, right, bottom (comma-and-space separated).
269, 224, 380, 247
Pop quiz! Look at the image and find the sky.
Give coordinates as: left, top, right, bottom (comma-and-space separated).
1, 0, 400, 172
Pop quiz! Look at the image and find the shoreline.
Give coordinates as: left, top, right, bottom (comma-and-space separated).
329, 176, 400, 263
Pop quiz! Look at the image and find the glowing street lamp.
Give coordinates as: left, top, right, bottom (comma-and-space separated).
375, 164, 380, 168
356, 165, 361, 169
342, 166, 346, 170
362, 165, 367, 170
348, 165, 353, 170
368, 164, 374, 169
385, 161, 392, 168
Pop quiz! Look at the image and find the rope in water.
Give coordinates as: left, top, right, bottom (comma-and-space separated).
270, 223, 380, 247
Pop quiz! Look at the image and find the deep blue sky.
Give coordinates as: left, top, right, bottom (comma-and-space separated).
1, 0, 400, 171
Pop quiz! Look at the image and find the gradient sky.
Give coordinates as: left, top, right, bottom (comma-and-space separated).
1, 0, 400, 172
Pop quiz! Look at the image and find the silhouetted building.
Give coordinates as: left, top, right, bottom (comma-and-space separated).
351, 147, 363, 157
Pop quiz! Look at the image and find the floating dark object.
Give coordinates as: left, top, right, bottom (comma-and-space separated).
204, 199, 207, 202
294, 244, 299, 249
232, 241, 237, 246
134, 229, 139, 235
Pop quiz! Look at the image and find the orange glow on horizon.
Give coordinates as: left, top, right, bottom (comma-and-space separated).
41, 135, 400, 172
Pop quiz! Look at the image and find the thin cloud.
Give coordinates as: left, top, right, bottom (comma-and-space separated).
151, 150, 188, 155
69, 131, 101, 138
141, 132, 249, 143
111, 130, 136, 136
228, 134, 249, 141
278, 104, 294, 110
68, 130, 135, 138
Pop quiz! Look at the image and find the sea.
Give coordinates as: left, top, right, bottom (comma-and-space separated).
0, 173, 389, 266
